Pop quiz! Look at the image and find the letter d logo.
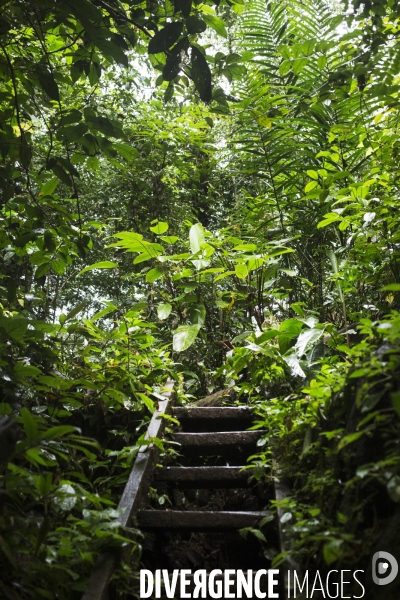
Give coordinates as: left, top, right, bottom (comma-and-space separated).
372, 551, 398, 586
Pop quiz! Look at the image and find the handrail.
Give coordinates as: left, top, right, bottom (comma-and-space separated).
81, 379, 174, 600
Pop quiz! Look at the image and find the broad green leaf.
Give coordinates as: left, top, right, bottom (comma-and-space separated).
173, 323, 201, 351
295, 328, 324, 356
190, 46, 212, 103
41, 177, 59, 196
160, 236, 178, 244
51, 259, 66, 275
323, 540, 343, 565
189, 222, 205, 254
278, 319, 303, 354
150, 221, 169, 234
146, 267, 163, 283
186, 15, 207, 34
190, 304, 206, 326
54, 483, 77, 511
338, 430, 365, 450
148, 22, 183, 54
305, 180, 318, 193
292, 58, 307, 74
247, 258, 264, 271
114, 143, 138, 161
133, 252, 154, 264
41, 426, 78, 440
157, 303, 172, 320
175, 0, 192, 16
14, 364, 42, 378
20, 407, 38, 445
382, 284, 400, 291
85, 115, 121, 138
136, 392, 155, 413
36, 67, 59, 100
283, 354, 306, 378
202, 14, 227, 38
78, 261, 118, 275
387, 475, 400, 502
0, 315, 28, 341
235, 263, 248, 279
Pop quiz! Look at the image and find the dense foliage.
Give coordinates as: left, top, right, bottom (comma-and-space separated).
1, 0, 400, 597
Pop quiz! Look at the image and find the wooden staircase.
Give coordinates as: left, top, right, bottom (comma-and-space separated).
137, 405, 277, 599
82, 387, 291, 600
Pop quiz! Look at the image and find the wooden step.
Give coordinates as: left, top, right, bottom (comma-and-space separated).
173, 407, 253, 419
137, 510, 269, 530
173, 407, 255, 432
173, 431, 267, 452
154, 466, 252, 488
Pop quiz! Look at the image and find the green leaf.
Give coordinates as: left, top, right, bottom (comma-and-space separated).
36, 67, 59, 101
136, 392, 155, 413
35, 263, 50, 279
382, 283, 400, 291
92, 37, 129, 67
157, 303, 172, 320
160, 236, 178, 244
186, 16, 207, 34
41, 426, 78, 440
148, 22, 183, 54
0, 315, 28, 341
295, 328, 323, 356
173, 324, 201, 352
338, 430, 365, 450
133, 252, 154, 264
54, 483, 77, 511
51, 259, 66, 275
78, 261, 118, 276
387, 476, 400, 502
65, 300, 87, 322
150, 221, 169, 234
305, 180, 318, 193
146, 267, 163, 283
292, 58, 307, 74
189, 222, 205, 254
235, 263, 248, 279
20, 407, 38, 445
278, 319, 303, 354
85, 115, 121, 138
175, 0, 192, 16
41, 177, 59, 196
114, 143, 138, 161
190, 46, 212, 103
323, 540, 343, 565
190, 304, 206, 326
392, 391, 400, 417
202, 14, 227, 38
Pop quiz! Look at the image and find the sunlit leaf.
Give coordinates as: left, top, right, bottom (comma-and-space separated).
173, 324, 201, 351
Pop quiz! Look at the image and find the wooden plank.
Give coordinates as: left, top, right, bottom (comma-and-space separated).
154, 466, 251, 487
173, 406, 253, 420
173, 431, 267, 448
138, 510, 268, 530
81, 380, 174, 600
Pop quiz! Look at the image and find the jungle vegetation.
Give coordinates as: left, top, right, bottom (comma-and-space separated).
0, 0, 400, 597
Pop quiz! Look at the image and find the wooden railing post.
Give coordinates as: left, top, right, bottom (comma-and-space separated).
81, 380, 174, 600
